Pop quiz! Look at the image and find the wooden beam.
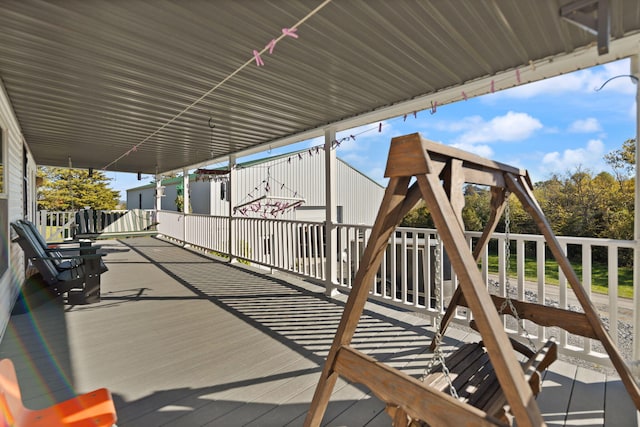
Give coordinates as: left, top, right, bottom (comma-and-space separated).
463, 294, 598, 340
431, 187, 507, 350
334, 346, 506, 427
385, 133, 527, 181
505, 172, 640, 410
305, 176, 413, 426
417, 173, 545, 427
442, 158, 465, 230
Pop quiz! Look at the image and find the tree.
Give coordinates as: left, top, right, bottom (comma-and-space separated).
400, 200, 433, 228
37, 167, 119, 211
604, 138, 635, 184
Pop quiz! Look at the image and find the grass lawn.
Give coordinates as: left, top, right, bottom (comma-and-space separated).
485, 254, 633, 299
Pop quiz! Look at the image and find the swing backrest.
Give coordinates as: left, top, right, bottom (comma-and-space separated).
458, 293, 598, 341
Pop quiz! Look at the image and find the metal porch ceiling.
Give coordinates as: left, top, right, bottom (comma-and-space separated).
1, 0, 639, 174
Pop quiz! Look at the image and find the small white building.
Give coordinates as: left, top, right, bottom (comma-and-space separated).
127, 149, 385, 225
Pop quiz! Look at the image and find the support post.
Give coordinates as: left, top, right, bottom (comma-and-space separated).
632, 54, 640, 360
228, 155, 237, 263
155, 174, 162, 212
324, 127, 339, 296
182, 168, 190, 245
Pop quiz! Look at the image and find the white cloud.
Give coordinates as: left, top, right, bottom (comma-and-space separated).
539, 139, 605, 176
568, 118, 602, 133
450, 142, 494, 158
427, 116, 484, 133
455, 111, 542, 145
505, 72, 589, 98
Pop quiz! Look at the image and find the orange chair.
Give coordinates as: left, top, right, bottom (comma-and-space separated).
0, 359, 117, 426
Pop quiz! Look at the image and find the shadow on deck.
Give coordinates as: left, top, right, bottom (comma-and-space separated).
0, 237, 637, 426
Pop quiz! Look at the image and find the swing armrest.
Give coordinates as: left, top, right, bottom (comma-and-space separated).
469, 320, 535, 359
523, 337, 557, 376
30, 253, 106, 262
470, 319, 557, 376
480, 338, 557, 417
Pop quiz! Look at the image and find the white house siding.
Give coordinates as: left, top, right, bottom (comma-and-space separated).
207, 179, 227, 216
128, 151, 385, 226
336, 160, 384, 225
0, 78, 27, 339
190, 180, 211, 214
127, 187, 156, 210
231, 153, 384, 224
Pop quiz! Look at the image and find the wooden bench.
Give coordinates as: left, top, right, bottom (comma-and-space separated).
419, 337, 557, 422
11, 221, 108, 303
0, 358, 117, 427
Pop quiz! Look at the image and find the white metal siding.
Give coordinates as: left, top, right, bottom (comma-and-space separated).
161, 185, 177, 211
210, 180, 230, 217
126, 153, 385, 225
0, 78, 26, 339
189, 181, 211, 215
336, 159, 384, 225
127, 189, 156, 210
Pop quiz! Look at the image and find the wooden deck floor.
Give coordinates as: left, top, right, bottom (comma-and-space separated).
1, 237, 637, 426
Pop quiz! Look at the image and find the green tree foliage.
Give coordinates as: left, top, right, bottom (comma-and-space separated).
37, 167, 119, 211
604, 138, 635, 183
400, 200, 433, 228
400, 140, 635, 243
395, 139, 638, 268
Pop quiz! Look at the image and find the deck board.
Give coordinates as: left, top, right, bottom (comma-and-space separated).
565, 367, 606, 426
0, 237, 635, 426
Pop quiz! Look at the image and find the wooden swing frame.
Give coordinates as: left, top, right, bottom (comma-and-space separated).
304, 133, 640, 427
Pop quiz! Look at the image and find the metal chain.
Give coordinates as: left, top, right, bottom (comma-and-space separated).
421, 235, 459, 399
498, 193, 537, 352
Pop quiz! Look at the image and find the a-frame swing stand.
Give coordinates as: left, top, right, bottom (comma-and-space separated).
304, 133, 640, 427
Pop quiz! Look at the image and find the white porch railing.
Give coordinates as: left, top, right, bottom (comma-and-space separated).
36, 210, 76, 242
156, 210, 636, 366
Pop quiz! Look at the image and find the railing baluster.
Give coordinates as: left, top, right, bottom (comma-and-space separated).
582, 243, 593, 355
559, 242, 568, 350
609, 245, 619, 347
124, 210, 634, 366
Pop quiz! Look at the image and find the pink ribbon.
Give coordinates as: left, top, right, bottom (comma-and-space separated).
516, 69, 521, 84
282, 28, 299, 38
266, 39, 277, 54
462, 91, 468, 101
253, 50, 264, 66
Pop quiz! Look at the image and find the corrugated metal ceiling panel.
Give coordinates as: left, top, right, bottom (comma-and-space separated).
0, 0, 639, 173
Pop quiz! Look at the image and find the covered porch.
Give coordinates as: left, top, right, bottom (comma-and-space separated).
2, 1, 640, 425
2, 236, 636, 426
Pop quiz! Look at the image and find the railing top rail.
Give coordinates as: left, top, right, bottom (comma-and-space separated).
465, 230, 636, 248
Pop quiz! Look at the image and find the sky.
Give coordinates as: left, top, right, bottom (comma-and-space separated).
107, 58, 638, 201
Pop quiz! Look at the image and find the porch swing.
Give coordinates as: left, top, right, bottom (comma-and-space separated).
304, 133, 640, 427
409, 194, 557, 425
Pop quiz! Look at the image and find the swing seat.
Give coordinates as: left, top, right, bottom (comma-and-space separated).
423, 338, 557, 421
